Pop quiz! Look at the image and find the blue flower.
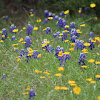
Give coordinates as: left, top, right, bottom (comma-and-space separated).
32, 50, 39, 59
70, 35, 77, 42
28, 89, 36, 99
88, 38, 95, 50
44, 18, 48, 23
45, 27, 51, 34
20, 49, 26, 56
24, 36, 32, 48
44, 10, 49, 17
79, 53, 86, 66
27, 24, 33, 36
11, 36, 17, 41
10, 24, 17, 34
29, 9, 34, 14
2, 28, 8, 40
2, 74, 6, 79
89, 32, 93, 37
70, 22, 75, 28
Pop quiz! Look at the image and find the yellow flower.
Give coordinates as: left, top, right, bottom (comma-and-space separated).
55, 73, 62, 77
2, 35, 5, 38
33, 27, 38, 30
26, 86, 30, 91
54, 86, 60, 90
23, 92, 29, 95
37, 54, 41, 58
22, 42, 26, 44
95, 17, 97, 20
82, 48, 88, 53
44, 41, 50, 44
58, 67, 64, 71
48, 17, 53, 20
0, 31, 2, 33
73, 87, 81, 95
81, 65, 87, 68
60, 86, 68, 90
12, 29, 18, 32
35, 70, 42, 73
17, 58, 21, 62
78, 10, 82, 13
12, 43, 18, 46
88, 59, 95, 63
59, 33, 63, 36
90, 80, 96, 84
95, 61, 100, 64
43, 28, 47, 31
37, 19, 41, 22
58, 51, 63, 56
23, 27, 26, 30
18, 38, 23, 42
95, 37, 100, 41
90, 3, 96, 8
48, 76, 51, 79
69, 48, 74, 51
63, 52, 70, 55
65, 40, 69, 42
86, 78, 92, 82
70, 43, 75, 46
68, 80, 75, 84
70, 84, 77, 86
97, 96, 100, 100
95, 75, 100, 78
64, 30, 68, 33
0, 39, 3, 42
43, 72, 50, 75
42, 44, 47, 47
30, 14, 34, 16
64, 10, 69, 14
40, 76, 45, 79
98, 44, 100, 47
65, 25, 69, 28
84, 42, 90, 46
80, 24, 85, 27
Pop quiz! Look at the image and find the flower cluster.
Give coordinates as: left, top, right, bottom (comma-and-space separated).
27, 24, 33, 35
10, 24, 17, 34
79, 53, 86, 66
1, 28, 8, 40
24, 36, 32, 48
42, 39, 54, 53
45, 27, 51, 34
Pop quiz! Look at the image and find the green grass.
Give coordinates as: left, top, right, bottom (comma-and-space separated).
0, 11, 100, 100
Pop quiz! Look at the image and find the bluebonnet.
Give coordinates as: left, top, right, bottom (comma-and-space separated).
3, 16, 9, 20
32, 50, 40, 59
79, 53, 86, 66
20, 49, 26, 56
10, 24, 17, 34
24, 36, 32, 48
48, 12, 53, 17
57, 18, 66, 29
11, 36, 17, 41
59, 11, 65, 17
2, 28, 8, 40
88, 39, 95, 50
70, 35, 77, 42
27, 24, 33, 35
70, 22, 75, 29
44, 10, 49, 18
45, 27, 51, 34
28, 89, 36, 99
54, 16, 59, 20
55, 46, 64, 57
70, 28, 80, 37
84, 7, 88, 15
42, 39, 54, 53
29, 9, 34, 14
53, 32, 60, 38
2, 74, 6, 79
59, 53, 71, 66
14, 48, 18, 52
75, 40, 85, 50
89, 32, 93, 37
61, 32, 67, 42
44, 18, 48, 23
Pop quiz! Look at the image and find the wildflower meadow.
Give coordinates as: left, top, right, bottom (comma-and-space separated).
0, 1, 100, 100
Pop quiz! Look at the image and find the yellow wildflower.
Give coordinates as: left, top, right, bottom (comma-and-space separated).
73, 87, 81, 95
33, 27, 38, 30
90, 81, 96, 84
70, 43, 75, 46
12, 29, 18, 32
37, 19, 41, 22
84, 42, 90, 46
58, 67, 64, 71
95, 75, 100, 78
23, 27, 26, 30
90, 3, 96, 8
80, 24, 85, 27
23, 92, 29, 95
65, 40, 69, 42
81, 65, 87, 68
95, 61, 100, 64
64, 10, 69, 14
69, 48, 74, 51
40, 76, 45, 79
88, 59, 95, 63
60, 86, 68, 90
37, 54, 41, 58
65, 25, 69, 28
68, 80, 75, 84
55, 73, 62, 77
17, 58, 21, 62
97, 96, 100, 100
0, 40, 4, 42
48, 17, 53, 20
86, 78, 92, 82
54, 86, 60, 90
2, 35, 5, 38
26, 86, 30, 91
30, 14, 34, 16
